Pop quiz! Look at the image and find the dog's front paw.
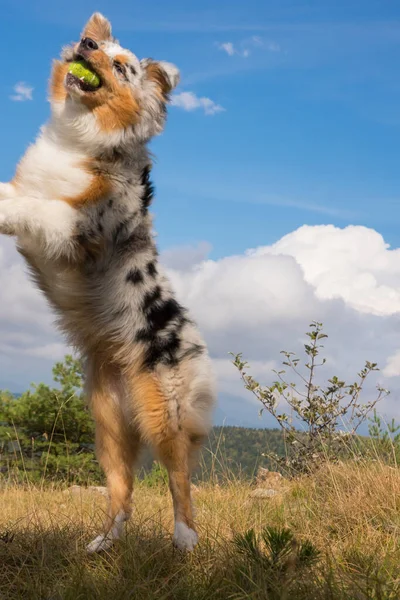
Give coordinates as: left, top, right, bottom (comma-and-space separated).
86, 533, 115, 554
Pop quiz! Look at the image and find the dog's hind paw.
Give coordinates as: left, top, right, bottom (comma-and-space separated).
173, 522, 198, 552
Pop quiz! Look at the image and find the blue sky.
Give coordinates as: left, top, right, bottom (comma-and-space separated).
2, 1, 400, 428
2, 0, 400, 255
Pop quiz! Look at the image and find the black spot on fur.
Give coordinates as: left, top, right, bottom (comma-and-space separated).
108, 198, 114, 208
112, 219, 128, 243
98, 222, 104, 233
146, 261, 157, 277
126, 268, 144, 284
142, 286, 162, 312
76, 233, 88, 247
76, 227, 98, 248
129, 65, 137, 76
114, 221, 151, 256
145, 298, 183, 334
139, 331, 182, 369
76, 230, 100, 264
136, 300, 188, 369
114, 61, 129, 82
98, 208, 105, 218
177, 400, 182, 430
140, 166, 154, 215
180, 344, 205, 360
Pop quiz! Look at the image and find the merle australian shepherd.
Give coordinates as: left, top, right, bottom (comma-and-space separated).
0, 13, 215, 553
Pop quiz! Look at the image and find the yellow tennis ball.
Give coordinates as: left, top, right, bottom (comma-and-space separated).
68, 60, 100, 89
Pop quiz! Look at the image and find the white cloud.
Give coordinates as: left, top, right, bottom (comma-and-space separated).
2, 224, 400, 426
219, 42, 235, 56
384, 351, 400, 377
217, 41, 250, 58
10, 82, 34, 102
252, 36, 281, 52
161, 242, 212, 272
217, 37, 281, 59
164, 224, 400, 425
0, 237, 65, 389
252, 225, 400, 317
171, 91, 225, 116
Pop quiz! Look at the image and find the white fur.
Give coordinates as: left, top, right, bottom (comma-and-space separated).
158, 61, 180, 90
0, 126, 89, 257
15, 132, 92, 200
173, 522, 199, 552
87, 510, 127, 554
0, 183, 17, 200
0, 196, 77, 258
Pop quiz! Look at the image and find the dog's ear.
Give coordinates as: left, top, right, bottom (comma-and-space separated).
81, 13, 113, 42
156, 62, 180, 92
143, 60, 180, 95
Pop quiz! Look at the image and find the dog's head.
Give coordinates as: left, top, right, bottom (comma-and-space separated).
50, 13, 179, 148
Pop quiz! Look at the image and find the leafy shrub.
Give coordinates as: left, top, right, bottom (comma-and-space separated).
232, 322, 389, 475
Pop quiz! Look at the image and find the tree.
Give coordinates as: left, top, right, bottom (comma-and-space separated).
0, 356, 101, 484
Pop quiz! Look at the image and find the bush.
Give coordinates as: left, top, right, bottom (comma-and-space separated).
232, 322, 389, 475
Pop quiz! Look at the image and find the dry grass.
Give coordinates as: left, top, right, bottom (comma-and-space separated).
1, 461, 400, 599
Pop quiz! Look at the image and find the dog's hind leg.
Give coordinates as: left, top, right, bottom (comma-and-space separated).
86, 359, 140, 554
158, 434, 199, 551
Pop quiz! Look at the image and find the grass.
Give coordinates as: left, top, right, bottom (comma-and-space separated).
1, 461, 400, 599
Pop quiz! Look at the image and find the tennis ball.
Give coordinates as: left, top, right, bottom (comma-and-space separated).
68, 60, 100, 88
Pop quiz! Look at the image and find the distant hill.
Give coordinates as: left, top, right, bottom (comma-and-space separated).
138, 426, 286, 480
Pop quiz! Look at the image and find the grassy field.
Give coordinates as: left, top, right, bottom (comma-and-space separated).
1, 461, 400, 599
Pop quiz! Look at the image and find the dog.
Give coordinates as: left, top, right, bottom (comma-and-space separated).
0, 13, 215, 553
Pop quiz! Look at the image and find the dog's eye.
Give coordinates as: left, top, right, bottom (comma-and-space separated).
114, 62, 125, 75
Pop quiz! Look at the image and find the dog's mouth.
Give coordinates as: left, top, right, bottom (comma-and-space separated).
65, 58, 102, 93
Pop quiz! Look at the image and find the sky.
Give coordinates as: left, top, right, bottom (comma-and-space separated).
1, 0, 400, 429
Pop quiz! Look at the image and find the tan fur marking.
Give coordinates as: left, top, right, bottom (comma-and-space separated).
82, 13, 112, 42
50, 45, 141, 133
50, 61, 69, 103
159, 436, 194, 529
89, 360, 140, 532
114, 54, 130, 65
129, 369, 195, 530
130, 371, 171, 444
67, 49, 142, 132
95, 91, 141, 132
63, 161, 111, 207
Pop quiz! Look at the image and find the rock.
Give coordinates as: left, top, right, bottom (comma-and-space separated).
63, 485, 108, 497
88, 486, 108, 497
63, 485, 82, 496
250, 488, 279, 499
255, 467, 284, 489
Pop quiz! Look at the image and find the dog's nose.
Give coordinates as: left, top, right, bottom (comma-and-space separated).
80, 37, 99, 52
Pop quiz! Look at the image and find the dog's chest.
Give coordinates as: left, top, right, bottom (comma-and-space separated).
16, 138, 92, 201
